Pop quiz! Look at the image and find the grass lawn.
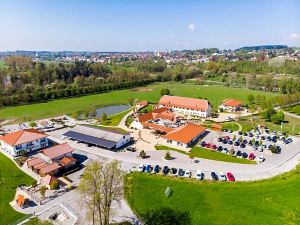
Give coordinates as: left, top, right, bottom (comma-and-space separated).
0, 82, 276, 122
221, 122, 240, 131
24, 217, 52, 225
285, 104, 300, 116
125, 166, 300, 225
238, 114, 300, 135
100, 107, 132, 126
0, 153, 35, 225
154, 145, 189, 155
139, 104, 154, 113
191, 147, 256, 164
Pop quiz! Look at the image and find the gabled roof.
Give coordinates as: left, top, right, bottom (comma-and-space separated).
159, 95, 210, 111
162, 123, 206, 144
221, 99, 242, 107
0, 129, 47, 146
27, 157, 44, 167
41, 143, 74, 160
39, 163, 61, 174
60, 156, 77, 166
138, 107, 176, 123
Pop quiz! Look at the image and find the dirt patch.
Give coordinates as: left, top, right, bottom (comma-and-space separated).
130, 87, 153, 92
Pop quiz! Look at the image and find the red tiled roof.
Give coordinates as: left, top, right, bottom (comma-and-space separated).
0, 129, 47, 146
142, 122, 176, 133
27, 157, 44, 167
41, 143, 74, 160
222, 99, 242, 107
136, 101, 148, 106
138, 107, 176, 123
162, 123, 206, 144
33, 162, 48, 170
39, 163, 61, 174
159, 95, 210, 111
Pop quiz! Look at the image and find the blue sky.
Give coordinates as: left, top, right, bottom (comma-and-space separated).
0, 0, 299, 51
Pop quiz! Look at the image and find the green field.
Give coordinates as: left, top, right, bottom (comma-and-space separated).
155, 145, 189, 155
0, 82, 276, 122
221, 122, 240, 131
0, 153, 35, 225
238, 114, 300, 134
125, 166, 300, 225
285, 104, 300, 116
0, 60, 7, 68
100, 107, 132, 126
24, 217, 52, 225
191, 147, 256, 164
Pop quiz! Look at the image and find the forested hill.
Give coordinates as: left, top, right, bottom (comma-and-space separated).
236, 45, 288, 51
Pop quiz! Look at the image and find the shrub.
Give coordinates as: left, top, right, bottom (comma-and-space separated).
139, 150, 147, 159
50, 179, 59, 190
164, 151, 172, 160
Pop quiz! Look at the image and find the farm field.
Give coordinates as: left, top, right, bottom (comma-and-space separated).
125, 166, 300, 225
0, 153, 35, 225
0, 82, 276, 122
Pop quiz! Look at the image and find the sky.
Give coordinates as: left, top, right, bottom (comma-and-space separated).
0, 0, 299, 51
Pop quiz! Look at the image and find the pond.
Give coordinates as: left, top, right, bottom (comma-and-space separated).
79, 104, 131, 119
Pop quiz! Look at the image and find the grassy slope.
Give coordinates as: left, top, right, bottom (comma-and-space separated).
125, 166, 300, 225
24, 218, 52, 225
0, 82, 276, 121
100, 108, 132, 126
0, 153, 35, 225
285, 104, 300, 116
191, 147, 256, 164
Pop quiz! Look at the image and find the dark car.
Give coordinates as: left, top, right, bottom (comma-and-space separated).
234, 141, 240, 146
170, 168, 177, 175
228, 129, 233, 133
211, 172, 218, 181
222, 139, 228, 144
217, 146, 223, 151
243, 132, 248, 136
146, 165, 152, 173
228, 140, 233, 145
223, 129, 228, 132
260, 136, 266, 140
235, 150, 242, 157
240, 143, 246, 148
178, 168, 185, 176
153, 165, 160, 173
248, 141, 253, 146
217, 138, 223, 142
242, 139, 248, 144
267, 136, 271, 141
275, 146, 281, 154
162, 166, 169, 175
126, 147, 136, 152
238, 131, 243, 135
254, 141, 259, 146
248, 133, 254, 137
242, 152, 248, 159
201, 141, 206, 147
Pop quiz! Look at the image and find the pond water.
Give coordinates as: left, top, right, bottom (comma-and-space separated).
95, 104, 130, 118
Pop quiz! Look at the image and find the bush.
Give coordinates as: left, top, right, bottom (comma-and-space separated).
50, 179, 59, 190
29, 121, 37, 127
164, 151, 172, 160
139, 150, 147, 159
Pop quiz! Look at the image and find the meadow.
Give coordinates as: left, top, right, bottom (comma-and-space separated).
0, 82, 276, 121
125, 166, 300, 225
0, 153, 35, 225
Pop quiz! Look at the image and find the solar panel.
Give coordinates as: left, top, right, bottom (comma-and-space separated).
63, 131, 117, 149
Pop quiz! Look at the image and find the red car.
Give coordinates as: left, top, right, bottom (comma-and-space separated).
211, 144, 217, 150
226, 172, 235, 181
248, 153, 255, 160
205, 143, 211, 148
223, 136, 230, 140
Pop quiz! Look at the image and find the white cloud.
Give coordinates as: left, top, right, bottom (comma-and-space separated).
289, 33, 300, 39
187, 23, 196, 32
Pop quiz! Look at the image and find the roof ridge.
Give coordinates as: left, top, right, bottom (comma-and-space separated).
11, 130, 25, 146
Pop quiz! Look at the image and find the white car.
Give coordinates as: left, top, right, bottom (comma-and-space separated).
219, 172, 227, 181
196, 170, 204, 180
258, 146, 264, 152
137, 164, 144, 172
257, 155, 265, 163
184, 170, 191, 178
129, 166, 137, 173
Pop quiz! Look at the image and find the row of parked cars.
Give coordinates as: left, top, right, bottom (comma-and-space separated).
200, 140, 265, 162
134, 164, 236, 182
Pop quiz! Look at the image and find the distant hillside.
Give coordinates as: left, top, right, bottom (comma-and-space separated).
236, 45, 288, 51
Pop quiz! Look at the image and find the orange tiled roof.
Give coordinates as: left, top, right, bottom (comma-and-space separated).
41, 143, 74, 160
138, 107, 175, 123
27, 157, 44, 167
222, 99, 242, 107
142, 122, 176, 133
162, 123, 206, 144
60, 156, 77, 166
0, 129, 47, 146
39, 163, 61, 174
159, 95, 210, 111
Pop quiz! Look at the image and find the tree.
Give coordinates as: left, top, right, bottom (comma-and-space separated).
77, 160, 124, 225
139, 150, 147, 159
29, 121, 37, 127
128, 98, 135, 106
50, 179, 59, 190
39, 186, 47, 198
247, 94, 255, 105
160, 88, 170, 96
72, 112, 79, 119
102, 112, 107, 122
164, 151, 172, 160
262, 107, 276, 121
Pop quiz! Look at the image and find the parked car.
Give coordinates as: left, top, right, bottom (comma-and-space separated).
240, 143, 246, 148
138, 164, 144, 172
234, 141, 240, 146
211, 172, 218, 181
196, 170, 204, 180
223, 129, 228, 132
238, 131, 243, 135
243, 132, 248, 136
222, 139, 228, 144
226, 172, 235, 181
229, 149, 235, 155
248, 153, 255, 160
217, 146, 223, 151
228, 140, 233, 145
126, 147, 136, 152
184, 170, 191, 178
201, 141, 206, 147
162, 166, 169, 175
170, 168, 177, 175
205, 143, 211, 148
235, 150, 242, 158
257, 155, 265, 163
211, 144, 217, 150
146, 165, 152, 173
248, 133, 254, 137
217, 138, 223, 142
219, 172, 227, 181
153, 165, 160, 173
178, 168, 185, 177
228, 129, 233, 133
242, 152, 248, 159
